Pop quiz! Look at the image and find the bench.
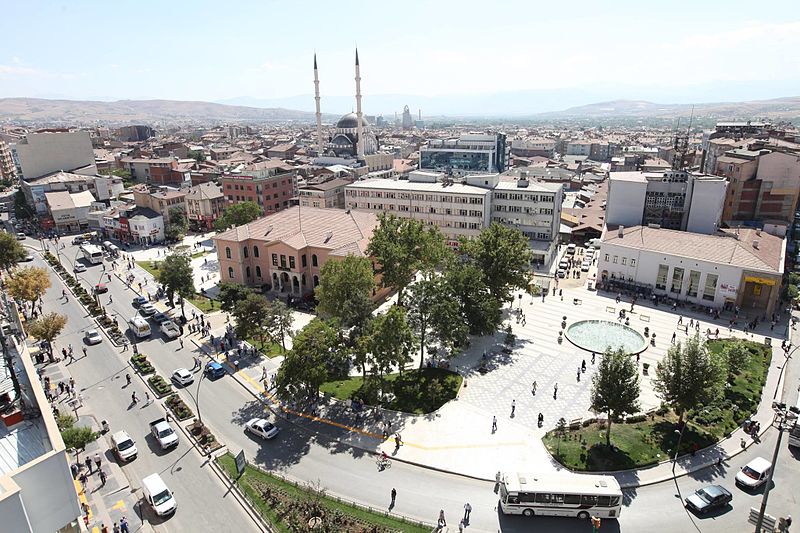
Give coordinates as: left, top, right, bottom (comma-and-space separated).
569, 418, 582, 430
639, 314, 650, 322
606, 306, 615, 314
573, 298, 582, 305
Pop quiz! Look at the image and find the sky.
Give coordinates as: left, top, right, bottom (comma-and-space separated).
1, 0, 799, 114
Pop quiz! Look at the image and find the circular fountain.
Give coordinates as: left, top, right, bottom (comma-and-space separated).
565, 320, 647, 354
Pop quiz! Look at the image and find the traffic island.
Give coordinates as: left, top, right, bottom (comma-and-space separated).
147, 375, 173, 398
165, 394, 194, 421
187, 420, 223, 454
130, 353, 155, 375
216, 453, 431, 533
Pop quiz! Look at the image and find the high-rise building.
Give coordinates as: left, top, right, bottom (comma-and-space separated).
15, 130, 96, 181
0, 139, 17, 182
402, 105, 413, 130
420, 133, 510, 177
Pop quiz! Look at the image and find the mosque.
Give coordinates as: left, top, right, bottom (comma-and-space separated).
313, 50, 379, 159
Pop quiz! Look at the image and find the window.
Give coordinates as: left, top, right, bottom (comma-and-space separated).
253, 246, 259, 258
255, 266, 261, 278
604, 254, 610, 262
225, 247, 231, 259
312, 254, 318, 267
302, 254, 307, 267
687, 270, 701, 297
670, 267, 684, 294
246, 266, 251, 278
564, 494, 581, 505
313, 275, 319, 287
280, 255, 286, 268
228, 267, 234, 279
535, 493, 553, 504
243, 246, 249, 258
630, 259, 636, 266
655, 264, 668, 290
703, 273, 718, 301
581, 495, 598, 506
272, 253, 278, 266
621, 257, 627, 265
597, 496, 612, 507
612, 256, 618, 264
289, 256, 296, 269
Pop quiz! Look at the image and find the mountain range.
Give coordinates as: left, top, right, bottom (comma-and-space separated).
0, 95, 798, 125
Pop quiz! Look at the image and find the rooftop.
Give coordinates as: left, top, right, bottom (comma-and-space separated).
186, 182, 224, 201
44, 190, 96, 210
348, 178, 489, 195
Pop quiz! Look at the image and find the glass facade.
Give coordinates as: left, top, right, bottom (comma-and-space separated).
420, 150, 491, 173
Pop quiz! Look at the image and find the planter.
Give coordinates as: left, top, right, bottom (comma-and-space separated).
130, 354, 155, 375
147, 375, 173, 398
165, 394, 194, 421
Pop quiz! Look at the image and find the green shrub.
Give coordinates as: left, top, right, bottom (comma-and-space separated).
148, 375, 172, 396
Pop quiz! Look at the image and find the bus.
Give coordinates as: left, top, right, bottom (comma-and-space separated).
80, 244, 104, 264
499, 471, 622, 520
788, 391, 800, 448
128, 316, 151, 338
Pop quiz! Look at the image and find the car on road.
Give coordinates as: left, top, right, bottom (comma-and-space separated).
132, 296, 147, 307
15, 232, 25, 240
160, 320, 180, 340
93, 283, 108, 294
72, 236, 85, 245
152, 312, 172, 324
684, 485, 732, 514
84, 329, 102, 345
139, 302, 157, 316
557, 268, 566, 278
245, 418, 280, 440
204, 361, 225, 379
149, 418, 178, 450
735, 456, 772, 490
581, 261, 591, 272
74, 263, 87, 273
20, 253, 33, 262
171, 368, 194, 387
111, 430, 138, 462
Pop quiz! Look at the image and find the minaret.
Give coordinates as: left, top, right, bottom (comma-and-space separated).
355, 48, 365, 159
313, 54, 323, 156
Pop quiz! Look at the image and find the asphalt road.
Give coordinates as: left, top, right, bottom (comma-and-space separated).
34, 239, 800, 532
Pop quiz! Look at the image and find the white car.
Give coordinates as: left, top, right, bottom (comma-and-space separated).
139, 302, 157, 316
84, 329, 102, 345
557, 268, 566, 278
159, 320, 180, 340
74, 263, 87, 273
581, 261, 592, 272
111, 430, 138, 462
245, 418, 280, 440
171, 368, 194, 387
735, 456, 772, 490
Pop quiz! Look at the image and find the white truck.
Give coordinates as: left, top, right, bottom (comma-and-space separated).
149, 418, 178, 450
159, 320, 181, 340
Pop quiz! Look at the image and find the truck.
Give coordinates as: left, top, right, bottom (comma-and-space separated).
159, 320, 180, 340
149, 418, 178, 450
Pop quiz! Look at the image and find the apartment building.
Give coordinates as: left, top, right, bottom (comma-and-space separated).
0, 139, 17, 182
298, 178, 351, 209
131, 184, 187, 223
420, 133, 509, 177
120, 157, 180, 185
15, 130, 97, 180
221, 171, 297, 214
185, 182, 225, 230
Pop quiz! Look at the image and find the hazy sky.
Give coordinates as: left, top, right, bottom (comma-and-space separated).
1, 0, 799, 107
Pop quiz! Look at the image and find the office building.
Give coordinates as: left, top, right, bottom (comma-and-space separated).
15, 130, 96, 181
420, 133, 510, 177
221, 170, 297, 214
185, 182, 225, 230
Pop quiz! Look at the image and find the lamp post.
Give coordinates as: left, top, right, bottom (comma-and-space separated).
753, 402, 798, 533
190, 367, 207, 426
672, 422, 686, 476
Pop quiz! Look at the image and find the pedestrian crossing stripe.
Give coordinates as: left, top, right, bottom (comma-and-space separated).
111, 500, 126, 511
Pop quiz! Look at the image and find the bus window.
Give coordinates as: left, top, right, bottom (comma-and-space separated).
581, 495, 598, 506
519, 492, 535, 503
552, 494, 565, 504
597, 496, 611, 507
610, 496, 621, 506
535, 493, 552, 504
564, 494, 581, 505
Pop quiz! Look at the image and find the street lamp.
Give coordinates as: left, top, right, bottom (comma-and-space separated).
671, 424, 686, 476
190, 366, 207, 426
753, 402, 798, 533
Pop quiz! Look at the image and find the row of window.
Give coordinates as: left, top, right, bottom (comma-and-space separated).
346, 190, 485, 204
494, 205, 553, 215
225, 246, 321, 270
654, 265, 717, 300
605, 254, 637, 267
493, 193, 554, 203
508, 492, 620, 507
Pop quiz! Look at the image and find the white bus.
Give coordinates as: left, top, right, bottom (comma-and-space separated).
80, 244, 104, 264
788, 392, 800, 448
128, 316, 151, 338
499, 471, 622, 520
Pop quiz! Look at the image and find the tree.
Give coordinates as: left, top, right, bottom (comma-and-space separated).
653, 334, 726, 425
6, 267, 51, 304
233, 293, 272, 349
218, 282, 252, 313
266, 299, 294, 352
459, 223, 533, 302
315, 255, 375, 329
61, 424, 97, 464
590, 348, 641, 446
0, 232, 27, 272
275, 319, 340, 401
156, 253, 195, 316
214, 201, 263, 231
27, 313, 67, 363
366, 214, 450, 305
14, 190, 34, 220
444, 262, 502, 335
165, 207, 189, 241
187, 149, 206, 162
406, 275, 467, 369
368, 306, 416, 382
721, 340, 752, 383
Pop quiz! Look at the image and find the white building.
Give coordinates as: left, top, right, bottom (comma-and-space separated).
606, 170, 727, 234
15, 131, 96, 180
44, 190, 96, 233
128, 207, 165, 245
598, 225, 784, 315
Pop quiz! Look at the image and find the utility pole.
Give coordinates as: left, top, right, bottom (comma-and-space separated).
754, 403, 797, 532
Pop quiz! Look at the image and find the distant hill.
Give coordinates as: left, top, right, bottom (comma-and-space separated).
0, 98, 334, 125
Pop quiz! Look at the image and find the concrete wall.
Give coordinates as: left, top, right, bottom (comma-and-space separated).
16, 131, 95, 180
686, 178, 727, 234
606, 178, 646, 227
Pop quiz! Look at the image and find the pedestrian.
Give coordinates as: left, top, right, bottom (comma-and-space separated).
99, 469, 107, 486
510, 399, 515, 417
492, 415, 497, 432
554, 382, 558, 399
591, 352, 596, 364
463, 502, 472, 521
69, 377, 75, 391
82, 346, 87, 357
109, 295, 112, 304
144, 392, 150, 405
531, 380, 537, 395
62, 347, 67, 360
101, 524, 109, 533
577, 367, 581, 381
391, 487, 397, 505
678, 315, 683, 325
458, 520, 464, 532
94, 452, 102, 472
69, 344, 73, 356
438, 509, 446, 528
120, 516, 130, 533
179, 338, 184, 349
79, 471, 89, 491
671, 332, 676, 343
85, 455, 93, 474
131, 391, 137, 404
112, 523, 120, 533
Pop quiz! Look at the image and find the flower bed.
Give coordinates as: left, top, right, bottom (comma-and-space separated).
130, 354, 155, 375
165, 394, 194, 421
188, 420, 224, 454
147, 375, 173, 398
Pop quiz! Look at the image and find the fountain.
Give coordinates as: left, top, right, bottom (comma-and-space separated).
565, 320, 647, 354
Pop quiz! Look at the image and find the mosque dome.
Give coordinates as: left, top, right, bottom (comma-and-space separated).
336, 112, 370, 129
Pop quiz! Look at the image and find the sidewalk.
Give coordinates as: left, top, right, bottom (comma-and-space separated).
33, 347, 153, 533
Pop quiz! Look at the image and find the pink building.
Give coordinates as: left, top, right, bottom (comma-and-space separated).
213, 206, 387, 299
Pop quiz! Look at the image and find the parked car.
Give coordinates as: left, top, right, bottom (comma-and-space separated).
139, 302, 157, 316
15, 232, 25, 240
557, 269, 566, 278
735, 457, 772, 490
132, 296, 147, 307
74, 263, 87, 273
171, 368, 194, 387
204, 361, 225, 379
84, 329, 103, 345
20, 253, 34, 262
72, 236, 85, 245
160, 321, 180, 340
152, 312, 172, 324
111, 430, 138, 462
149, 418, 178, 450
93, 283, 108, 294
684, 485, 732, 514
245, 418, 280, 440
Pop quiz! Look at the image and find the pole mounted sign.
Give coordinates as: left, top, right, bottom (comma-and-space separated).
235, 449, 246, 476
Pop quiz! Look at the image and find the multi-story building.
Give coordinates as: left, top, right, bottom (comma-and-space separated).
221, 171, 297, 215
120, 157, 180, 185
605, 170, 727, 234
131, 185, 187, 224
420, 133, 509, 177
101, 205, 164, 244
510, 138, 555, 158
566, 141, 592, 157
20, 171, 120, 215
44, 190, 96, 232
185, 182, 225, 230
15, 130, 96, 180
213, 206, 391, 300
298, 178, 352, 209
0, 139, 17, 182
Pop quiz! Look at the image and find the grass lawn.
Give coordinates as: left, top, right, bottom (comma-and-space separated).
247, 337, 285, 358
188, 294, 217, 313
320, 367, 462, 414
544, 338, 771, 471
217, 454, 429, 533
136, 260, 161, 278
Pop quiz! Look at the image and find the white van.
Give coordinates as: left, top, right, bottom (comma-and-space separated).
142, 473, 177, 516
566, 243, 577, 255
735, 456, 772, 490
128, 316, 151, 338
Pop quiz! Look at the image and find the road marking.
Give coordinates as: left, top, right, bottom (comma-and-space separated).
74, 479, 93, 520
111, 499, 127, 511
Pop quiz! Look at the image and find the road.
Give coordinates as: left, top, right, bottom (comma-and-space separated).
36, 239, 800, 532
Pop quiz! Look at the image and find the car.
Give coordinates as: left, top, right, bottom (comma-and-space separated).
111, 430, 138, 462
15, 232, 25, 240
84, 329, 102, 345
94, 283, 108, 294
558, 260, 569, 269
684, 485, 732, 514
557, 268, 566, 278
139, 302, 157, 316
735, 456, 772, 490
159, 320, 180, 340
171, 368, 194, 387
581, 262, 591, 272
72, 236, 85, 245
585, 248, 595, 256
204, 361, 225, 379
74, 263, 87, 273
132, 296, 147, 307
20, 253, 34, 262
245, 418, 280, 440
152, 312, 172, 324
